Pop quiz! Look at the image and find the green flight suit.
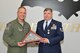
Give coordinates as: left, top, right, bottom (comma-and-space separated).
3, 18, 31, 53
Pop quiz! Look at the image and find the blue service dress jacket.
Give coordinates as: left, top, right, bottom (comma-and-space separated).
36, 19, 64, 53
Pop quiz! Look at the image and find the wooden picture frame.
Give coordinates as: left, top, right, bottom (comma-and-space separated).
22, 30, 42, 43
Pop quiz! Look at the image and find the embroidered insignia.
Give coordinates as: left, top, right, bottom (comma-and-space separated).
5, 26, 9, 30
18, 27, 23, 31
51, 24, 57, 30
5, 24, 11, 31
60, 28, 63, 32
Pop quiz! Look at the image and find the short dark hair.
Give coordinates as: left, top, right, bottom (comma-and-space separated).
18, 6, 26, 12
44, 8, 53, 12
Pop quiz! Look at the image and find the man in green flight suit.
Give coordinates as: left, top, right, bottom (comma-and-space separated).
3, 6, 31, 53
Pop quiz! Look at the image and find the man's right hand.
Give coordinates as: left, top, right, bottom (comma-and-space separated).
17, 42, 26, 47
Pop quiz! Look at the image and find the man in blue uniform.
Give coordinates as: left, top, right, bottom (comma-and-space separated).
36, 8, 64, 53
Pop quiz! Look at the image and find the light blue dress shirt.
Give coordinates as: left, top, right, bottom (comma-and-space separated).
43, 19, 52, 43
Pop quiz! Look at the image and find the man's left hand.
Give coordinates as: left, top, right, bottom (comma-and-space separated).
40, 38, 49, 43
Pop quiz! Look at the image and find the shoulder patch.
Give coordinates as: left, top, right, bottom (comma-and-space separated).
60, 28, 63, 32
5, 23, 11, 30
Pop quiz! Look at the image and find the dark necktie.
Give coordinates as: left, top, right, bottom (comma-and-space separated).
45, 21, 48, 31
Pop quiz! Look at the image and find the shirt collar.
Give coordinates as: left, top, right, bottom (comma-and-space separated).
44, 19, 52, 26
16, 18, 25, 26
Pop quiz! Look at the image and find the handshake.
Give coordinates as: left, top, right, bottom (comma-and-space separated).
17, 38, 49, 47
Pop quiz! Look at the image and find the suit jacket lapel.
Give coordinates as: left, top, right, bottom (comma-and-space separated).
39, 20, 45, 33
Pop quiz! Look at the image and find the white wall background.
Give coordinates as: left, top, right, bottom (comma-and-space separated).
0, 0, 80, 53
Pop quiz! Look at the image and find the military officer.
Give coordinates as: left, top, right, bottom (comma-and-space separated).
3, 6, 31, 53
36, 8, 64, 53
